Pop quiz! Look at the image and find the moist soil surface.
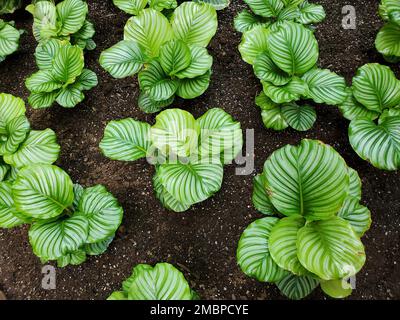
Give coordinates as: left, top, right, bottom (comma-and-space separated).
0, 0, 399, 300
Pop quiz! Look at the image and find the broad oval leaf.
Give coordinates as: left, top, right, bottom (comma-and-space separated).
254, 51, 291, 86
348, 167, 362, 200
85, 235, 114, 256
159, 39, 191, 76
0, 20, 20, 57
281, 103, 316, 131
276, 274, 319, 300
52, 44, 84, 84
297, 216, 366, 280
237, 217, 289, 282
0, 93, 26, 132
35, 38, 62, 70
0, 182, 26, 228
28, 91, 59, 109
0, 116, 30, 156
262, 77, 308, 104
338, 88, 380, 121
234, 10, 267, 33
74, 68, 98, 91
56, 0, 88, 36
176, 69, 211, 99
174, 46, 213, 79
12, 164, 74, 220
260, 105, 289, 130
376, 22, 400, 57
320, 279, 353, 299
55, 85, 85, 108
113, 0, 147, 15
25, 70, 63, 93
296, 2, 326, 24
252, 174, 276, 215
337, 196, 371, 237
57, 249, 87, 267
238, 26, 270, 65
138, 91, 174, 114
244, 0, 285, 18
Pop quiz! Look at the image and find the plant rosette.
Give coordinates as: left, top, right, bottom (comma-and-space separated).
108, 262, 198, 300
99, 108, 243, 212
0, 19, 23, 63
339, 63, 400, 170
99, 2, 218, 113
237, 139, 371, 300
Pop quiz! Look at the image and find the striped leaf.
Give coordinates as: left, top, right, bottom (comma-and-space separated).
244, 0, 285, 18
0, 164, 9, 181
252, 174, 276, 215
281, 103, 316, 131
0, 20, 20, 58
338, 88, 380, 121
337, 196, 371, 237
263, 139, 349, 219
35, 39, 63, 70
297, 216, 366, 280
238, 26, 270, 65
124, 9, 173, 58
138, 91, 174, 114
0, 181, 26, 228
174, 46, 213, 79
352, 63, 400, 112
56, 0, 88, 36
75, 185, 123, 243
0, 0, 22, 14
0, 115, 30, 156
194, 0, 230, 10
52, 44, 84, 84
276, 274, 319, 300
99, 40, 148, 79
385, 0, 400, 25
234, 10, 268, 33
74, 69, 98, 91
349, 117, 400, 170
268, 22, 318, 75
255, 93, 288, 130
302, 68, 347, 105
3, 129, 60, 168
57, 249, 86, 267
27, 0, 57, 41
151, 109, 200, 157
159, 39, 191, 76
176, 69, 211, 99
376, 22, 400, 58
29, 215, 89, 261
25, 70, 63, 93
148, 0, 178, 11
296, 2, 326, 24
320, 279, 353, 299
85, 235, 114, 256
28, 91, 59, 109
100, 118, 151, 161
269, 215, 309, 275
12, 165, 74, 220
56, 85, 84, 108
348, 167, 362, 200
254, 51, 291, 86
262, 77, 308, 103
0, 93, 25, 132
237, 217, 289, 282
379, 108, 400, 123
113, 0, 147, 15
158, 159, 223, 205
170, 2, 217, 47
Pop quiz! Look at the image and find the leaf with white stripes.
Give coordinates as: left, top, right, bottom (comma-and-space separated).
349, 117, 400, 170
244, 0, 284, 18
255, 92, 288, 130
376, 23, 400, 58
276, 274, 319, 300
28, 91, 59, 109
0, 164, 9, 181
99, 40, 148, 79
3, 129, 60, 168
158, 159, 223, 205
262, 77, 308, 103
348, 167, 362, 200
124, 9, 173, 58
268, 22, 318, 75
26, 0, 57, 41
159, 39, 191, 76
281, 103, 316, 131
56, 0, 88, 36
29, 215, 89, 261
254, 52, 291, 86
85, 235, 114, 256
148, 0, 178, 11
263, 139, 349, 219
296, 1, 326, 24
176, 69, 211, 99
234, 10, 268, 33
35, 39, 63, 70
75, 185, 123, 243
12, 165, 74, 220
269, 215, 309, 275
112, 0, 147, 15
57, 249, 87, 267
252, 174, 276, 215
100, 118, 151, 161
25, 70, 63, 93
352, 63, 400, 112
320, 279, 352, 299
150, 109, 200, 157
385, 0, 400, 25
0, 93, 26, 132
138, 92, 174, 114
56, 85, 84, 108
0, 116, 30, 156
237, 217, 289, 282
125, 263, 194, 300
74, 69, 98, 91
52, 44, 84, 84
0, 182, 26, 228
338, 88, 380, 121
297, 216, 366, 280
194, 0, 230, 10
175, 46, 213, 79
337, 197, 371, 237
238, 26, 270, 65
0, 20, 20, 58
170, 2, 217, 47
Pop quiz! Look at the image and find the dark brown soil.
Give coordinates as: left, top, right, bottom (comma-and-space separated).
0, 0, 399, 300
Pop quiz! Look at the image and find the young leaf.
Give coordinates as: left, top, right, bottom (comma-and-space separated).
174, 46, 213, 79
194, 0, 230, 11
148, 0, 178, 11
338, 88, 380, 121
276, 274, 320, 300
176, 69, 211, 99
238, 26, 270, 65
337, 197, 371, 237
35, 38, 63, 70
57, 249, 87, 267
52, 45, 84, 84
281, 103, 316, 131
159, 39, 192, 76
56, 0, 88, 36
0, 116, 30, 156
296, 1, 326, 24
253, 51, 291, 86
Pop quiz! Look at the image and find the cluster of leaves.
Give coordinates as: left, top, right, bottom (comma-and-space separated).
0, 93, 123, 267
108, 263, 198, 300
0, 19, 22, 62
25, 39, 98, 109
0, 0, 22, 14
338, 63, 400, 171
376, 0, 400, 62
99, 2, 218, 113
237, 139, 371, 300
100, 108, 242, 212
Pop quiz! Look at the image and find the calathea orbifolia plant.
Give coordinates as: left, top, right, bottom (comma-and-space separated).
237, 139, 371, 300
339, 63, 400, 171
25, 39, 98, 109
0, 19, 22, 62
99, 2, 217, 113
0, 0, 22, 14
112, 0, 178, 15
108, 263, 198, 300
0, 93, 60, 182
100, 108, 242, 212
234, 0, 326, 33
375, 0, 400, 62
238, 21, 347, 131
26, 0, 96, 50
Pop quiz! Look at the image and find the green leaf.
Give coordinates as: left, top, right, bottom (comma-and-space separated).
138, 91, 174, 114
27, 0, 58, 41
56, 85, 85, 108
263, 139, 349, 219
107, 291, 128, 300
73, 19, 95, 41
320, 279, 353, 299
85, 235, 114, 256
297, 216, 366, 280
268, 22, 318, 75
57, 249, 87, 267
0, 164, 9, 181
376, 22, 400, 58
385, 0, 400, 25
99, 40, 148, 79
347, 167, 362, 200
25, 70, 63, 93
0, 0, 23, 14
0, 93, 25, 132
74, 69, 98, 91
255, 92, 288, 130
52, 44, 84, 84
276, 274, 319, 300
245, 0, 285, 18
262, 77, 308, 103
148, 0, 178, 11
28, 91, 59, 109
56, 0, 88, 36
0, 116, 30, 156
252, 174, 276, 215
349, 117, 400, 170
12, 164, 74, 220
72, 183, 84, 210
269, 215, 309, 275
100, 118, 151, 161
170, 2, 217, 47
3, 129, 60, 168
138, 60, 178, 101
194, 0, 230, 10
151, 109, 200, 157
0, 181, 26, 228
379, 108, 400, 123
237, 217, 289, 282
352, 63, 400, 112
296, 2, 326, 24
174, 46, 213, 79
238, 26, 270, 65
124, 8, 173, 58
159, 39, 191, 76
113, 0, 147, 15
338, 88, 380, 121
234, 10, 267, 33
281, 103, 316, 131
0, 20, 20, 57
158, 159, 223, 206
176, 69, 211, 99
302, 68, 347, 105
29, 215, 89, 261
34, 38, 62, 70
337, 197, 371, 237
254, 52, 291, 86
